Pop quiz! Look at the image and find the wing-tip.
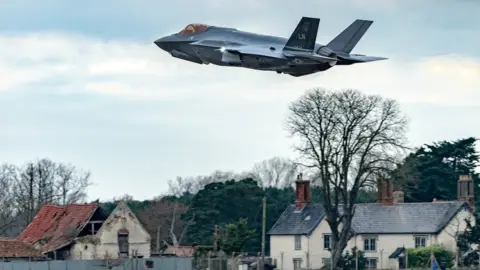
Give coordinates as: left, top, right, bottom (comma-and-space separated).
302, 16, 320, 21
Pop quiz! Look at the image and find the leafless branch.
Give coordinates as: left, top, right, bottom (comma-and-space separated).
285, 88, 408, 266
250, 157, 300, 188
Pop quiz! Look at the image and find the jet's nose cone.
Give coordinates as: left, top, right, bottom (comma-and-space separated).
154, 34, 182, 52
154, 36, 170, 51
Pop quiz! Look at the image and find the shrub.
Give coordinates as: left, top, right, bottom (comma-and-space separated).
406, 245, 454, 268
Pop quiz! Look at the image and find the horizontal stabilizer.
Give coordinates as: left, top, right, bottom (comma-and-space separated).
327, 19, 373, 54
338, 54, 387, 63
284, 17, 320, 52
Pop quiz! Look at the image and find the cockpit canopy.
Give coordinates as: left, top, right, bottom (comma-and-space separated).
178, 24, 210, 35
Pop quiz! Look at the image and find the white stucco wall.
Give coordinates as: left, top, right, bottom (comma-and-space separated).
70, 242, 98, 259
270, 219, 332, 270
270, 207, 474, 270
69, 202, 151, 260
435, 207, 472, 251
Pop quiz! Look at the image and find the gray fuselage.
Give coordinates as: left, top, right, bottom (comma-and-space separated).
155, 26, 329, 74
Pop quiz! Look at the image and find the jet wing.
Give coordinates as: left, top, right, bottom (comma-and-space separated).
222, 46, 282, 58
191, 41, 282, 58
192, 41, 336, 64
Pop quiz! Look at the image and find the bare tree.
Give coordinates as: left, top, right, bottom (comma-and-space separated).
251, 157, 299, 188
286, 88, 408, 267
167, 170, 241, 195
0, 164, 17, 235
12, 158, 92, 226
138, 198, 193, 253
112, 194, 134, 202
55, 163, 91, 205
168, 202, 194, 248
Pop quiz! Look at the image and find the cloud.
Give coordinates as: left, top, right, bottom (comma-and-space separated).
6, 0, 480, 202
1, 31, 479, 106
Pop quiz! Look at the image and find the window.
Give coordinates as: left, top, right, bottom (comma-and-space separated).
363, 237, 376, 252
322, 258, 331, 266
414, 235, 427, 248
293, 259, 302, 270
323, 234, 331, 249
294, 235, 301, 250
118, 231, 129, 256
366, 258, 377, 269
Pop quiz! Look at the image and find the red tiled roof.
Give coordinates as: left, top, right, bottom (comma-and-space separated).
17, 204, 98, 253
0, 237, 44, 258
164, 245, 195, 257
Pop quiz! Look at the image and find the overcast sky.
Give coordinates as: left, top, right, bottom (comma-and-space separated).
0, 0, 479, 201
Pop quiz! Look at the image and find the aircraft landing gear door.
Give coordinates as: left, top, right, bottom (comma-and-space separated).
221, 51, 242, 64
193, 47, 210, 64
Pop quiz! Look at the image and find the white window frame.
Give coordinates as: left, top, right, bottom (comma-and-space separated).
294, 235, 301, 250
363, 237, 376, 252
366, 258, 377, 269
414, 235, 428, 248
322, 258, 331, 266
293, 258, 302, 270
323, 234, 331, 249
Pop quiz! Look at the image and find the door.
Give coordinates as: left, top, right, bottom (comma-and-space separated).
398, 257, 405, 269
293, 259, 302, 270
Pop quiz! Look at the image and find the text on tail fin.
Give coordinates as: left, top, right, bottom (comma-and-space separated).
283, 17, 320, 51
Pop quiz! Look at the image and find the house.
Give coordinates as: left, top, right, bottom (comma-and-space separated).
267, 175, 475, 270
0, 237, 46, 261
16, 201, 151, 260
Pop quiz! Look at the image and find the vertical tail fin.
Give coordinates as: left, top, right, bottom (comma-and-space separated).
326, 19, 373, 53
283, 17, 320, 52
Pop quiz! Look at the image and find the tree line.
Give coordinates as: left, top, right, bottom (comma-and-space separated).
1, 88, 479, 267
0, 159, 91, 236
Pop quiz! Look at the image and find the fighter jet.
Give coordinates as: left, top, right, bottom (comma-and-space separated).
154, 17, 386, 77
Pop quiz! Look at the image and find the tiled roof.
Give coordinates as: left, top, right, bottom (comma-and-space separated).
164, 245, 196, 257
0, 237, 44, 258
267, 201, 469, 235
17, 204, 98, 253
267, 204, 325, 235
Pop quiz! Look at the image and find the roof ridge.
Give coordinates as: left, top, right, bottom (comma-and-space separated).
0, 237, 16, 241
39, 203, 98, 209
270, 200, 469, 235
16, 203, 99, 253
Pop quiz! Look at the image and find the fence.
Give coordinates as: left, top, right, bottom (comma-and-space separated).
193, 255, 272, 270
0, 257, 192, 270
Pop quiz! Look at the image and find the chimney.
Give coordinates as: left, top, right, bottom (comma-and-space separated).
458, 175, 475, 209
393, 190, 404, 204
377, 179, 394, 205
376, 179, 384, 203
295, 173, 311, 211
